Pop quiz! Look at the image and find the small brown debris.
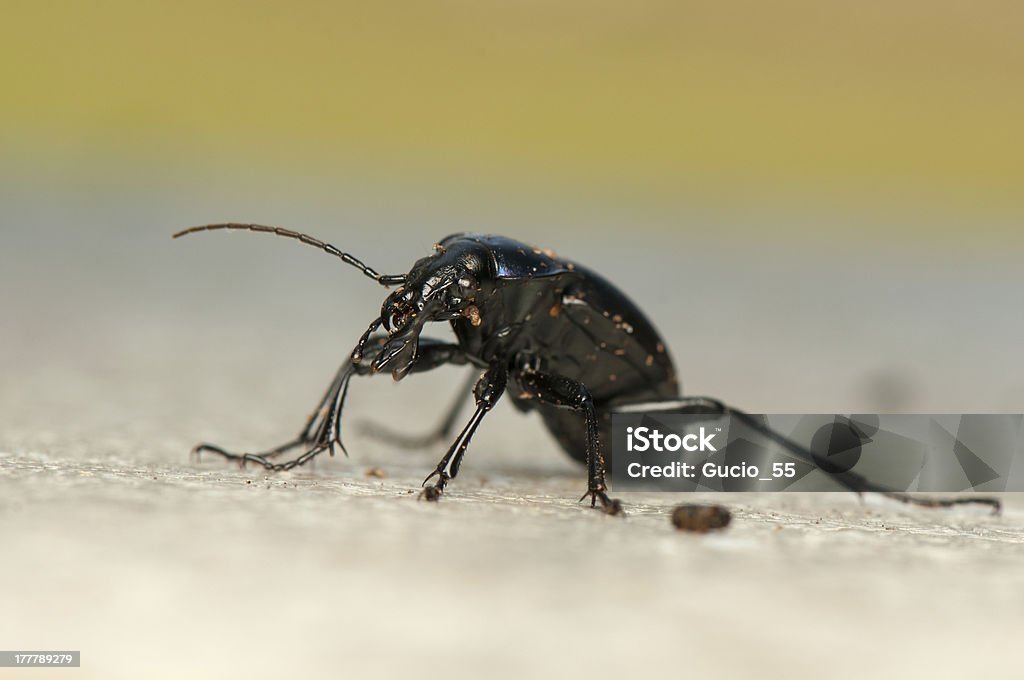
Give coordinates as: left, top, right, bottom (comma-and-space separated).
671, 504, 731, 533
364, 467, 386, 479
645, 354, 654, 366
464, 304, 482, 327
548, 303, 561, 318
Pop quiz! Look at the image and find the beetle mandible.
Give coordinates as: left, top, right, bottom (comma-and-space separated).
174, 224, 1000, 516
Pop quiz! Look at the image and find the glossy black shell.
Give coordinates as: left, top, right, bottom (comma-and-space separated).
440, 234, 679, 464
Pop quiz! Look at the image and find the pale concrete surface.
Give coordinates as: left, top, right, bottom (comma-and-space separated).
2, 448, 1021, 680
2, 185, 1023, 678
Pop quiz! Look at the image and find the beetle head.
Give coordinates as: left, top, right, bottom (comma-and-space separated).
365, 246, 486, 380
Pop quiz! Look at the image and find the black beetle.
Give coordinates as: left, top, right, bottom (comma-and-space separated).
174, 224, 1000, 515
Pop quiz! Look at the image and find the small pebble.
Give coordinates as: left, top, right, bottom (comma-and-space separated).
671, 504, 731, 533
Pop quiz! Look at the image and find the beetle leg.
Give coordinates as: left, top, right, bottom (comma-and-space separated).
614, 397, 1001, 515
192, 363, 358, 470
517, 371, 624, 516
360, 370, 476, 447
421, 364, 507, 500
192, 337, 467, 472
191, 360, 351, 464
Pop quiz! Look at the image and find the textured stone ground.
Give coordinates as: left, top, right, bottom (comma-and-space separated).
2, 444, 1021, 680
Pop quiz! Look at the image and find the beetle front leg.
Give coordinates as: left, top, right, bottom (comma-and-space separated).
191, 361, 355, 468
421, 363, 507, 501
192, 337, 466, 472
516, 371, 623, 516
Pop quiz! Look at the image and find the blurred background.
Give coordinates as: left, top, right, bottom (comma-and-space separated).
2, 2, 1023, 678
2, 0, 1022, 420
3, 0, 1023, 218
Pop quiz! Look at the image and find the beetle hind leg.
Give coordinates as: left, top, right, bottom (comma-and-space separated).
359, 370, 475, 449
615, 397, 1001, 515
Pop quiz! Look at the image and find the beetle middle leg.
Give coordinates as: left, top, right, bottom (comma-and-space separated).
192, 337, 467, 472
516, 371, 624, 515
359, 370, 476, 447
421, 364, 507, 501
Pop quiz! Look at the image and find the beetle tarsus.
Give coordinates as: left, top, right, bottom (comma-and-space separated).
192, 442, 331, 471
420, 469, 448, 501
192, 435, 310, 464
422, 468, 449, 488
580, 488, 624, 516
420, 485, 444, 502
880, 491, 1001, 515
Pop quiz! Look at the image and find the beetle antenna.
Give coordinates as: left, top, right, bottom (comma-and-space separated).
172, 223, 407, 286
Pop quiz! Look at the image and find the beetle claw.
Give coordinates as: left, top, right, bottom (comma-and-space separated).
422, 469, 448, 487
579, 489, 624, 516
